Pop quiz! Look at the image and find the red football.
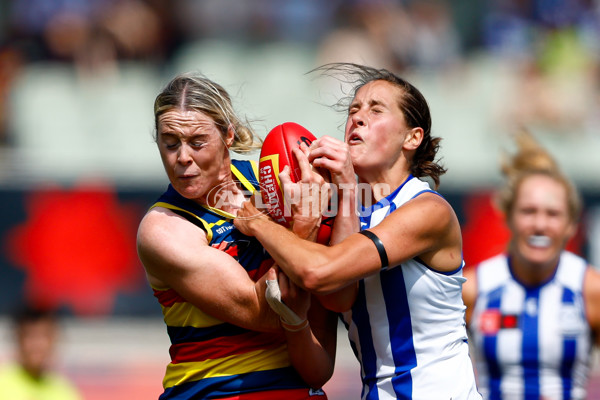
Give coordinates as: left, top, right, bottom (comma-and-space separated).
258, 122, 332, 244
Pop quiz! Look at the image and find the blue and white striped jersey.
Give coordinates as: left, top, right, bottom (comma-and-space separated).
470, 251, 592, 400
342, 175, 481, 400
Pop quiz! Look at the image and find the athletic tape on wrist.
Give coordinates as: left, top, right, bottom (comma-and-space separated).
281, 319, 309, 332
358, 230, 389, 270
265, 279, 306, 326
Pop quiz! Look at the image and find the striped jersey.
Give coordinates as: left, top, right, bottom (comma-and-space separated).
343, 175, 481, 400
469, 251, 592, 400
150, 159, 308, 399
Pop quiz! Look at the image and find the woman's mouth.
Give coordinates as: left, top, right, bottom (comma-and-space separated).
347, 132, 363, 145
527, 235, 551, 248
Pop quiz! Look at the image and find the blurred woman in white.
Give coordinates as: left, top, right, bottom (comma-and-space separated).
462, 130, 600, 400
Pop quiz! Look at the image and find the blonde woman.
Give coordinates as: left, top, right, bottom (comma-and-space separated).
462, 130, 600, 399
137, 73, 336, 399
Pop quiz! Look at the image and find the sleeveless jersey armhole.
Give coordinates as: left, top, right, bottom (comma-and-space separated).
171, 209, 208, 233
151, 201, 213, 242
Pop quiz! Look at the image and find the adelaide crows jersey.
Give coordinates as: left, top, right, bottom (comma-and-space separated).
150, 159, 308, 399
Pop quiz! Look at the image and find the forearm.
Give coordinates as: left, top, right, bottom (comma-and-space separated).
317, 284, 358, 313
330, 183, 359, 245
283, 323, 334, 389
235, 201, 379, 293
283, 298, 337, 389
248, 218, 327, 291
251, 273, 287, 332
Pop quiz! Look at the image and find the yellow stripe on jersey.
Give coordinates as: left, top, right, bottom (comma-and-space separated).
231, 160, 259, 194
151, 202, 214, 242
163, 344, 290, 388
162, 301, 222, 328
250, 159, 259, 183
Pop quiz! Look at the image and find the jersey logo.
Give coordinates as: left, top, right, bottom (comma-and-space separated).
560, 305, 585, 336
525, 297, 538, 316
500, 314, 519, 329
479, 309, 501, 335
479, 310, 520, 334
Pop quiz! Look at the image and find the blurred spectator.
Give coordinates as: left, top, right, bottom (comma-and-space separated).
481, 0, 535, 61
316, 0, 461, 73
0, 44, 24, 145
4, 0, 176, 72
252, 0, 340, 43
0, 305, 82, 400
486, 0, 600, 134
6, 0, 102, 62
95, 0, 173, 63
316, 0, 412, 71
170, 0, 338, 44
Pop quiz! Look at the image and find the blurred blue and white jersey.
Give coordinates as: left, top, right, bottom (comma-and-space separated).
470, 251, 592, 400
342, 175, 481, 400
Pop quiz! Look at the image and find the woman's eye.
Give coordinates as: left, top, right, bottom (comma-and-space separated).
164, 141, 178, 149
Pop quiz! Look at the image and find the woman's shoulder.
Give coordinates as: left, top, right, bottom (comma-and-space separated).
138, 207, 209, 252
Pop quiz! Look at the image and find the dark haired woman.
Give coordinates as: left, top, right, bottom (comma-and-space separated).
235, 63, 481, 400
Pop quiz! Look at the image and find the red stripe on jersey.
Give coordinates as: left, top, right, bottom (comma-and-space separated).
153, 287, 185, 307
247, 259, 275, 281
169, 331, 286, 364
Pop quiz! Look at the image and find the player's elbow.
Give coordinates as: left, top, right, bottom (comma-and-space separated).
305, 373, 333, 392
300, 267, 324, 293
299, 361, 334, 390
299, 263, 338, 296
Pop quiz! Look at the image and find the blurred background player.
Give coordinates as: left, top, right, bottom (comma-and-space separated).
462, 130, 600, 399
0, 304, 82, 400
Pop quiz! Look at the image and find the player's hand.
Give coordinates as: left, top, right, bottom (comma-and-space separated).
308, 136, 356, 187
265, 268, 310, 323
281, 144, 330, 239
234, 192, 270, 236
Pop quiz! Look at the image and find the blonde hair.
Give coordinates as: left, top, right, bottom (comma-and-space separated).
153, 73, 262, 153
495, 129, 581, 221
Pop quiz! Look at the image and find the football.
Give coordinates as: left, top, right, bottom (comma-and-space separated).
258, 122, 332, 244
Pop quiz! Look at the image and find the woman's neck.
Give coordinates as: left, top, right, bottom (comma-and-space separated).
358, 170, 411, 204
509, 250, 560, 286
204, 178, 246, 215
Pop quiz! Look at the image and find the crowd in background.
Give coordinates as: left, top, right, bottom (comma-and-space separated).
0, 3, 599, 397
0, 0, 599, 147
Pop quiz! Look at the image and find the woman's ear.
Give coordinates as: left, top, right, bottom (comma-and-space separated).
565, 220, 578, 243
403, 127, 424, 151
225, 124, 235, 147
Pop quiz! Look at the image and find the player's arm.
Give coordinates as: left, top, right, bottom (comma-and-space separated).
235, 192, 461, 295
290, 143, 359, 310
268, 164, 337, 388
462, 266, 478, 326
583, 265, 600, 346
137, 207, 281, 332
308, 136, 361, 245
265, 268, 337, 389
286, 294, 337, 389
